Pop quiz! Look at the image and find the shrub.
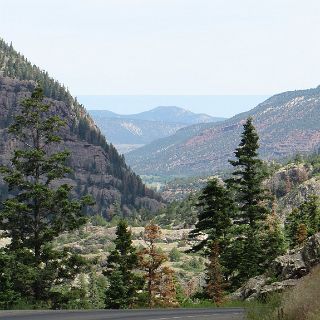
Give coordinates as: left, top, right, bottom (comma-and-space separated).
91, 215, 108, 227
180, 257, 204, 271
169, 247, 182, 262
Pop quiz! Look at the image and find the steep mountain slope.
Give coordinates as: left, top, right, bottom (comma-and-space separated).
126, 86, 320, 176
89, 111, 185, 153
0, 38, 162, 218
89, 108, 224, 154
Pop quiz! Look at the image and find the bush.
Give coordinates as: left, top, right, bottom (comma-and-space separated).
169, 247, 182, 262
180, 257, 204, 271
91, 215, 108, 227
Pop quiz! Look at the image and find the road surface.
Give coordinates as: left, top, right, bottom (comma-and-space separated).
0, 308, 244, 320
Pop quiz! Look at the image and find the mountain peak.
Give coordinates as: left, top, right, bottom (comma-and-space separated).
151, 106, 193, 113
124, 106, 223, 125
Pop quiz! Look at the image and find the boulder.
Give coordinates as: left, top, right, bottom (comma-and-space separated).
230, 275, 269, 301
259, 279, 298, 299
232, 232, 320, 300
271, 251, 307, 280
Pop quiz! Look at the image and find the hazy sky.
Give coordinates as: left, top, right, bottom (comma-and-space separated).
1, 0, 320, 115
80, 95, 269, 118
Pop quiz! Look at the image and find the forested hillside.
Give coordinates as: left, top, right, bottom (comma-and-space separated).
0, 38, 162, 218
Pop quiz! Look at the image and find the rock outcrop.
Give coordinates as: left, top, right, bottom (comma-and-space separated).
231, 232, 320, 300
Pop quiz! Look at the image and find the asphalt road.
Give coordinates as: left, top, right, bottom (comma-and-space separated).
0, 308, 245, 320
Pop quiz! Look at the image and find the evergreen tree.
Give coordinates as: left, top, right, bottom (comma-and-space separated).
87, 272, 107, 309
261, 206, 286, 267
189, 178, 234, 253
138, 222, 170, 308
188, 178, 234, 292
300, 195, 320, 235
0, 86, 92, 307
285, 195, 320, 248
104, 220, 141, 309
205, 241, 224, 304
0, 250, 20, 309
227, 117, 270, 283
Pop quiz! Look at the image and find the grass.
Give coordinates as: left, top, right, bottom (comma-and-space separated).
246, 266, 320, 320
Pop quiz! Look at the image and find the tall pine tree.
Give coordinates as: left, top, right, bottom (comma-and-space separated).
189, 178, 235, 295
0, 86, 92, 307
138, 222, 171, 308
227, 117, 270, 284
104, 220, 142, 309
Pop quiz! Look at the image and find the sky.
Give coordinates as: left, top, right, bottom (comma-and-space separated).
79, 95, 269, 118
1, 0, 320, 116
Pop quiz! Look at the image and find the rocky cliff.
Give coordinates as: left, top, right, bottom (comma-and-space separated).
232, 232, 320, 300
0, 77, 162, 218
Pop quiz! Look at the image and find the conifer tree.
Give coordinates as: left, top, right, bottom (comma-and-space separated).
158, 266, 178, 307
227, 117, 270, 283
0, 86, 92, 306
189, 178, 234, 292
104, 220, 141, 309
205, 241, 224, 304
189, 178, 234, 253
285, 195, 320, 248
0, 250, 20, 309
87, 272, 106, 309
138, 222, 170, 308
261, 205, 286, 266
300, 195, 320, 235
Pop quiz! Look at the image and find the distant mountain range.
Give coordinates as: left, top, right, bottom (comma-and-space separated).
125, 86, 320, 176
89, 107, 225, 153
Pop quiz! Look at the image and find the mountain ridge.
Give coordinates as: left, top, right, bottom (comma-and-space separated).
89, 106, 225, 124
125, 86, 320, 176
89, 107, 225, 154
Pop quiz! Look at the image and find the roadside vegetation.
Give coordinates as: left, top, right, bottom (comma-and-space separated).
246, 266, 320, 320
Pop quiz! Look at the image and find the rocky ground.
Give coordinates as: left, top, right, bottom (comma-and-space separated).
231, 232, 320, 301
51, 224, 206, 294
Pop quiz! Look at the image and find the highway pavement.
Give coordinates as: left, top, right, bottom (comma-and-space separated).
0, 308, 245, 320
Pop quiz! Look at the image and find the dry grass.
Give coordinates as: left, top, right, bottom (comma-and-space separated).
279, 265, 320, 320
247, 266, 320, 320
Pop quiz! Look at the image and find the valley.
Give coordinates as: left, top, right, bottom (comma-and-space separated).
89, 107, 224, 154
1, 34, 320, 320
